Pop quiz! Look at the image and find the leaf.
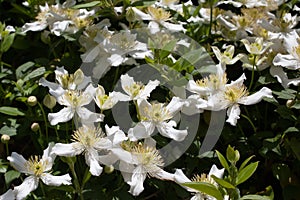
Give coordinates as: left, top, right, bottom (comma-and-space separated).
182, 182, 223, 200
5, 170, 20, 186
0, 125, 17, 136
211, 175, 235, 189
239, 156, 255, 171
159, 39, 177, 59
72, 1, 101, 9
23, 67, 45, 81
216, 150, 229, 171
240, 195, 271, 200
16, 61, 35, 79
0, 106, 25, 116
273, 89, 296, 100
236, 162, 259, 185
1, 33, 15, 52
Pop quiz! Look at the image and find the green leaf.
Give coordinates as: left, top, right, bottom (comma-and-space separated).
240, 194, 271, 200
159, 39, 177, 59
182, 182, 223, 200
211, 175, 235, 189
239, 155, 254, 171
16, 61, 35, 79
72, 1, 101, 9
216, 150, 229, 171
5, 170, 20, 186
236, 162, 259, 185
0, 125, 17, 136
273, 89, 296, 100
0, 106, 25, 116
1, 33, 15, 52
23, 67, 45, 81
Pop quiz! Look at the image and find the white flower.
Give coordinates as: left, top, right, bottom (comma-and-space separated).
40, 67, 91, 97
7, 143, 72, 200
52, 125, 112, 176
0, 189, 16, 200
48, 84, 103, 125
270, 66, 300, 88
128, 97, 187, 141
120, 74, 160, 101
241, 37, 273, 55
119, 143, 174, 196
174, 164, 225, 200
211, 45, 244, 68
273, 31, 300, 70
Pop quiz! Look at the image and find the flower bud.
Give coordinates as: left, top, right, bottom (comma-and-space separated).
27, 96, 38, 106
73, 69, 84, 85
31, 122, 40, 132
286, 99, 295, 108
1, 134, 10, 143
43, 94, 56, 109
104, 165, 114, 174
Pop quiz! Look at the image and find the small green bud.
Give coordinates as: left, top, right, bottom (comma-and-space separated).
31, 122, 40, 132
27, 96, 38, 107
43, 94, 56, 109
104, 165, 114, 174
226, 145, 240, 164
1, 134, 10, 143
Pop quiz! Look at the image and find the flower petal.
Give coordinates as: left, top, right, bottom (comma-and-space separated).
14, 176, 39, 200
157, 121, 188, 141
0, 189, 16, 200
85, 150, 103, 176
7, 152, 29, 174
128, 166, 147, 196
52, 143, 81, 157
48, 107, 74, 125
226, 104, 241, 126
208, 164, 225, 179
239, 87, 273, 105
41, 173, 72, 186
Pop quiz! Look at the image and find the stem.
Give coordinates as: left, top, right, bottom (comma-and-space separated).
241, 114, 256, 133
248, 55, 256, 91
69, 161, 84, 200
5, 142, 9, 157
38, 102, 49, 143
209, 1, 213, 36
40, 182, 46, 197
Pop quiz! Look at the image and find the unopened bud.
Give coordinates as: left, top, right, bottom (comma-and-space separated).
27, 96, 38, 107
1, 134, 10, 143
73, 69, 84, 85
126, 7, 137, 22
104, 165, 114, 174
286, 99, 295, 108
31, 122, 40, 132
43, 94, 56, 109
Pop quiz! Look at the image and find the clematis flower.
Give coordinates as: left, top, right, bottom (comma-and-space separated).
7, 143, 72, 200
241, 37, 273, 55
273, 31, 300, 70
174, 164, 225, 200
48, 84, 103, 125
270, 66, 300, 88
0, 189, 16, 200
211, 45, 244, 69
120, 74, 160, 101
40, 66, 91, 97
52, 125, 112, 176
128, 97, 187, 141
119, 142, 174, 196
130, 6, 185, 33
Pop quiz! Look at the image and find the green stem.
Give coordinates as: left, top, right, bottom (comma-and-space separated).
40, 181, 46, 197
69, 161, 84, 200
5, 142, 9, 157
209, 2, 213, 36
38, 102, 49, 143
248, 55, 256, 91
241, 114, 256, 133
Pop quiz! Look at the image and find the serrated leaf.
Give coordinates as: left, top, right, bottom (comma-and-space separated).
236, 162, 259, 185
0, 106, 25, 116
182, 182, 223, 200
240, 195, 271, 200
5, 170, 20, 186
16, 61, 35, 79
211, 175, 235, 189
23, 67, 45, 81
72, 1, 101, 9
216, 150, 229, 171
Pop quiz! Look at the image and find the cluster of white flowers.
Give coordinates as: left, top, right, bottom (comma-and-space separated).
1, 0, 299, 199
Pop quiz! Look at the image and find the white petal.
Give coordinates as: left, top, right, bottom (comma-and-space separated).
270, 66, 300, 88
154, 168, 174, 181
42, 143, 56, 171
48, 107, 74, 125
128, 122, 155, 141
76, 107, 104, 123
227, 73, 246, 87
120, 74, 135, 96
128, 166, 147, 196
14, 176, 39, 200
39, 78, 65, 98
157, 121, 188, 141
273, 53, 300, 70
138, 79, 160, 100
105, 125, 128, 145
166, 97, 184, 116
239, 87, 273, 105
22, 21, 47, 32
52, 143, 81, 157
41, 173, 72, 186
174, 169, 196, 192
0, 189, 16, 200
7, 152, 29, 174
85, 151, 103, 176
226, 104, 240, 126
208, 164, 225, 179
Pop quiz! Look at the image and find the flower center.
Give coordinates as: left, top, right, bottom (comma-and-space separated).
147, 7, 171, 21
25, 156, 47, 177
192, 173, 216, 185
143, 103, 171, 122
125, 82, 144, 98
225, 85, 248, 103
72, 126, 103, 150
